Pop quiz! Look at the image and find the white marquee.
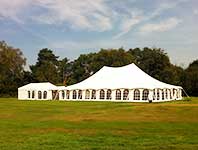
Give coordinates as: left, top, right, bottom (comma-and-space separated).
18, 63, 184, 102
58, 63, 183, 102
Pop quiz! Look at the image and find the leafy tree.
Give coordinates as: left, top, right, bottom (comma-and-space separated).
184, 60, 198, 96
67, 53, 96, 85
30, 48, 61, 84
128, 47, 175, 83
0, 41, 26, 96
67, 48, 135, 85
22, 71, 35, 85
91, 48, 135, 71
58, 57, 70, 85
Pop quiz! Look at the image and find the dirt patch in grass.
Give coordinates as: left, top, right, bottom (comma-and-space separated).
23, 127, 99, 135
38, 105, 198, 123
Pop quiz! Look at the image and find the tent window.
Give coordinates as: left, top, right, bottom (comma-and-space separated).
179, 89, 182, 98
38, 91, 42, 99
153, 89, 156, 100
43, 91, 47, 99
61, 90, 65, 99
123, 89, 129, 100
107, 89, 111, 100
173, 89, 177, 98
78, 90, 82, 99
116, 89, 121, 100
170, 89, 172, 99
73, 90, 77, 99
66, 90, 70, 99
28, 91, 31, 98
134, 89, 140, 100
85, 90, 90, 99
162, 90, 164, 100
176, 89, 179, 98
91, 90, 96, 99
32, 91, 35, 98
157, 89, 160, 100
142, 89, 149, 100
165, 89, 168, 99
100, 90, 105, 99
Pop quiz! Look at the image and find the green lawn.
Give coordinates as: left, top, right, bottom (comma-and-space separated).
0, 98, 198, 150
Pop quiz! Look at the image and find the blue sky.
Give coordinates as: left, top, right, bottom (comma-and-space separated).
0, 0, 197, 68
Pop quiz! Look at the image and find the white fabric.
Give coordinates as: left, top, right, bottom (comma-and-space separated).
18, 82, 57, 90
60, 63, 182, 90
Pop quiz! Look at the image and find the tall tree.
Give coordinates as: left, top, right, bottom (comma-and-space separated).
128, 47, 174, 83
0, 41, 26, 96
30, 48, 61, 84
67, 48, 135, 85
58, 57, 70, 85
184, 60, 198, 96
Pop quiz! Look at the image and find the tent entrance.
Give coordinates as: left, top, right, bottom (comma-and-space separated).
52, 90, 59, 100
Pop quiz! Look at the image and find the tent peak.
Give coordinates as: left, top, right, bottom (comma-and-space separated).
103, 63, 137, 69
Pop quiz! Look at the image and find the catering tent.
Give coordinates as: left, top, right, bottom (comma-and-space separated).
58, 63, 183, 102
18, 82, 58, 100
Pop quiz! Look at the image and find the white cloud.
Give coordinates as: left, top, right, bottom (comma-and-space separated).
114, 0, 187, 39
0, 0, 112, 31
0, 0, 188, 35
139, 18, 182, 34
113, 10, 143, 39
34, 0, 112, 31
0, 0, 32, 23
194, 9, 198, 15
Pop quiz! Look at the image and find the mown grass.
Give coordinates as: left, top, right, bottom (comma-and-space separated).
0, 97, 198, 150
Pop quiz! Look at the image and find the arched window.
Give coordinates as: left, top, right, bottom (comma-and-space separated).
28, 91, 31, 98
116, 89, 121, 100
165, 89, 168, 99
134, 89, 140, 100
78, 90, 82, 99
170, 89, 172, 99
66, 90, 70, 99
173, 88, 177, 99
153, 89, 156, 100
38, 91, 42, 99
162, 90, 164, 100
157, 89, 160, 100
85, 90, 90, 99
73, 90, 77, 99
43, 91, 47, 99
32, 91, 35, 99
100, 89, 105, 99
179, 89, 182, 98
142, 89, 149, 100
107, 89, 111, 100
123, 89, 129, 100
177, 89, 180, 98
61, 90, 65, 99
91, 90, 96, 99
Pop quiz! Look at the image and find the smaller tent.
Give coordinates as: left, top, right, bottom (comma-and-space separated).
18, 82, 57, 100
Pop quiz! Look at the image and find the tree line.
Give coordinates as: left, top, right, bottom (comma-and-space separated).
0, 41, 197, 97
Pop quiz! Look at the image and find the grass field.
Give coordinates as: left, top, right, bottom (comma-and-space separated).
0, 98, 198, 150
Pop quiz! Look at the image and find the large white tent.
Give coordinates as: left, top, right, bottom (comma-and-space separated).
18, 63, 183, 102
18, 82, 58, 100
58, 63, 183, 102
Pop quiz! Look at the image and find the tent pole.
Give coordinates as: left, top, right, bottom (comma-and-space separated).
53, 90, 59, 100
182, 88, 189, 97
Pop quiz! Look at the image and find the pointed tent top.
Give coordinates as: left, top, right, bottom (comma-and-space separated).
61, 63, 182, 90
102, 63, 136, 69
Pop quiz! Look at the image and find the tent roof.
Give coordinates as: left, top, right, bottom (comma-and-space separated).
61, 63, 182, 90
18, 82, 57, 90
